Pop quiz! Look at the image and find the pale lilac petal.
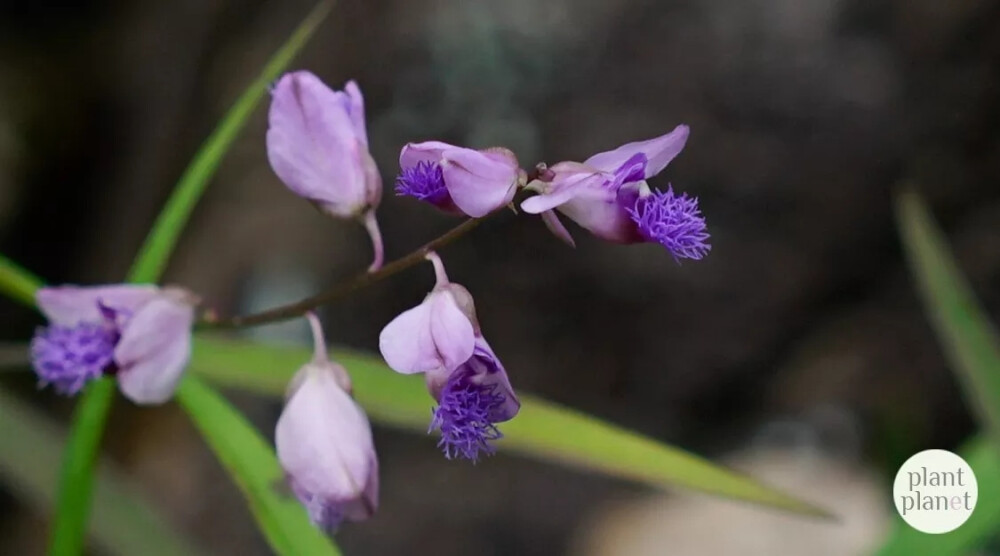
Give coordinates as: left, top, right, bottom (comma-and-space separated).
343, 80, 368, 145
378, 300, 440, 374
440, 148, 518, 217
356, 456, 379, 521
398, 141, 453, 169
428, 290, 476, 370
114, 296, 194, 404
37, 285, 159, 326
540, 210, 576, 247
583, 125, 689, 177
557, 186, 642, 244
266, 71, 364, 214
277, 365, 377, 525
359, 147, 382, 209
520, 163, 608, 214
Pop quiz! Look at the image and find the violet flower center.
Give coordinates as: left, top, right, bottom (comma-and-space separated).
31, 320, 119, 395
429, 371, 506, 462
395, 161, 449, 204
626, 186, 711, 261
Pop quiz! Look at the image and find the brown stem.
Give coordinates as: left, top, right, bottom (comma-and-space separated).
203, 217, 482, 329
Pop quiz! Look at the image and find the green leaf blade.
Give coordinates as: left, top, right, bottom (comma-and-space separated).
49, 378, 116, 556
895, 189, 1000, 444
190, 335, 830, 517
878, 189, 1000, 554
0, 254, 42, 307
176, 376, 340, 556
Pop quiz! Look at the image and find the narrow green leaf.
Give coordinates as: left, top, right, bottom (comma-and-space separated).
878, 436, 1000, 555
127, 0, 332, 283
190, 335, 830, 517
880, 190, 1000, 553
0, 386, 209, 556
0, 254, 42, 307
175, 375, 340, 555
50, 378, 116, 556
895, 189, 1000, 444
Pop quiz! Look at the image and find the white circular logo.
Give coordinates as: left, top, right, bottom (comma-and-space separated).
893, 449, 977, 533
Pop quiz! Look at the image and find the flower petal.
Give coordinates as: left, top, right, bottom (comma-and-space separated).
556, 191, 642, 244
398, 141, 453, 169
114, 295, 194, 405
583, 125, 689, 177
440, 148, 519, 217
36, 284, 159, 326
469, 338, 520, 422
266, 71, 364, 214
378, 300, 440, 374
428, 290, 476, 370
540, 210, 577, 247
277, 365, 378, 525
520, 163, 608, 214
342, 80, 368, 146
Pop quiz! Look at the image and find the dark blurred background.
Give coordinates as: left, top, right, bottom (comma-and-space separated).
1, 0, 999, 554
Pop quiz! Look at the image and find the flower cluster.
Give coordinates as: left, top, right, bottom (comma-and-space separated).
28, 70, 711, 534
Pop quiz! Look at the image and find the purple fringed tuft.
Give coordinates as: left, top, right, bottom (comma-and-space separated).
395, 161, 449, 204
30, 321, 118, 395
627, 186, 711, 260
429, 372, 506, 462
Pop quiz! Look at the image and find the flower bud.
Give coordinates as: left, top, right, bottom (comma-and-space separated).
276, 313, 378, 532
267, 71, 385, 269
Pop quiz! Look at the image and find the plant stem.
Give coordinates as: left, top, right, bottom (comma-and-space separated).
204, 217, 481, 329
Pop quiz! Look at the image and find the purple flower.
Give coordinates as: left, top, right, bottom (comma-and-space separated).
30, 284, 196, 404
267, 71, 385, 270
378, 252, 520, 461
396, 141, 524, 217
521, 125, 711, 260
276, 313, 378, 532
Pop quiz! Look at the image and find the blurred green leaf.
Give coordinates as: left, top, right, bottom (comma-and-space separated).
878, 436, 1000, 556
50, 378, 117, 556
0, 255, 43, 307
127, 0, 332, 283
191, 335, 831, 517
879, 189, 1000, 554
0, 386, 209, 556
895, 190, 1000, 443
176, 375, 340, 556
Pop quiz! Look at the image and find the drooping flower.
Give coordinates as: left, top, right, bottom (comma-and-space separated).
276, 312, 378, 532
521, 125, 711, 260
30, 284, 196, 404
267, 71, 385, 270
378, 252, 520, 461
396, 141, 524, 217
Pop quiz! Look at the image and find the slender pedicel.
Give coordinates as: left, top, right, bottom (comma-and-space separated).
204, 217, 482, 329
